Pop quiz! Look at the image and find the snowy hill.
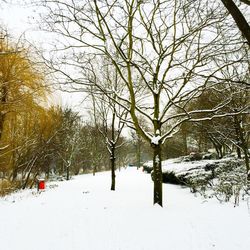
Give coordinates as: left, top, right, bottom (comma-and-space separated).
1, 168, 250, 250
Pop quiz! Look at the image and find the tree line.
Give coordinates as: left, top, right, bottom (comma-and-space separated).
0, 32, 131, 195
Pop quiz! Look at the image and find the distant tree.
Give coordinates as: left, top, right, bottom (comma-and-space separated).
187, 81, 250, 177
130, 131, 143, 169
89, 61, 128, 190
55, 108, 81, 180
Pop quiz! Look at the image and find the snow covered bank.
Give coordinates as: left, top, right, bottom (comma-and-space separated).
1, 169, 250, 250
143, 157, 234, 174
143, 157, 248, 204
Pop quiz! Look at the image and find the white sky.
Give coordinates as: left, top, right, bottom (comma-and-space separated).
0, 1, 88, 115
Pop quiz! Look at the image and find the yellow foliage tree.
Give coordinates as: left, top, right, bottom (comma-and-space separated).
0, 32, 52, 186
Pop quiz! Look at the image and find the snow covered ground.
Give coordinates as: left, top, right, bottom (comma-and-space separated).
1, 168, 250, 250
144, 157, 233, 173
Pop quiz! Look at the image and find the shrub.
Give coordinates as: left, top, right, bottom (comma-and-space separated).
0, 179, 20, 196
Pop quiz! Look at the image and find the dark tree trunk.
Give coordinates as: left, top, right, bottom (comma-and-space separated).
243, 147, 250, 181
0, 85, 8, 141
137, 139, 141, 170
66, 165, 69, 180
0, 112, 5, 140
152, 143, 163, 207
214, 145, 222, 159
209, 136, 223, 158
233, 115, 249, 178
110, 146, 116, 191
236, 146, 242, 158
93, 165, 96, 176
220, 0, 250, 46
234, 115, 242, 159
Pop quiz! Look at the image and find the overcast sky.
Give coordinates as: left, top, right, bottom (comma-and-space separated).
0, 1, 88, 115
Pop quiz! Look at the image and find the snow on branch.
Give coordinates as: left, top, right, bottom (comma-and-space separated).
151, 135, 161, 145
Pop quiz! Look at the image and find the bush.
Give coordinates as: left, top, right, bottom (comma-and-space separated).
148, 157, 249, 205
0, 179, 20, 196
211, 161, 248, 205
143, 164, 153, 173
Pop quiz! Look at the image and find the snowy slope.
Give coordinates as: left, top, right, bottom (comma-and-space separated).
1, 168, 250, 250
144, 157, 232, 173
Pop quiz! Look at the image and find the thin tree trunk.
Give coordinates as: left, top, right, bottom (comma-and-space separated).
209, 136, 223, 159
137, 138, 141, 169
236, 146, 242, 158
234, 115, 242, 159
22, 156, 38, 189
66, 165, 70, 180
233, 115, 249, 178
110, 146, 116, 191
152, 143, 163, 207
0, 113, 5, 140
29, 171, 39, 189
218, 145, 223, 159
243, 147, 250, 180
0, 85, 7, 141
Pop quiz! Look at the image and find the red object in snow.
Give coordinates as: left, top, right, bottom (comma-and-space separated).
38, 179, 45, 190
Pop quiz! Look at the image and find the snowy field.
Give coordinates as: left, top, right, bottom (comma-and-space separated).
1, 168, 250, 250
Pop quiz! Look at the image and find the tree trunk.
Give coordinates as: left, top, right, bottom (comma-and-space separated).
243, 147, 250, 181
66, 165, 70, 180
236, 146, 242, 158
110, 146, 116, 191
0, 85, 7, 141
93, 164, 96, 176
137, 139, 141, 169
0, 112, 5, 140
218, 145, 223, 159
233, 115, 249, 178
22, 157, 37, 189
209, 136, 223, 159
152, 143, 163, 207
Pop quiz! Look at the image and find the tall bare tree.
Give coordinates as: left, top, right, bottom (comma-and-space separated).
89, 60, 127, 190
41, 0, 249, 206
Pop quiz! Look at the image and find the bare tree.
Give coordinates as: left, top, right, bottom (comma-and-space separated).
89, 61, 127, 190
55, 108, 81, 180
41, 0, 249, 206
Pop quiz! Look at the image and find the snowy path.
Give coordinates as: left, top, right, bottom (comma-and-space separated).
1, 168, 250, 250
